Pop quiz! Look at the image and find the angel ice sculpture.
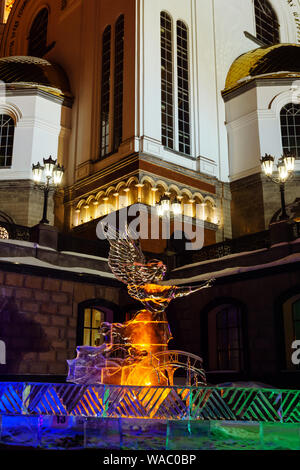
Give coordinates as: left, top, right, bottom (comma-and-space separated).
67, 225, 213, 387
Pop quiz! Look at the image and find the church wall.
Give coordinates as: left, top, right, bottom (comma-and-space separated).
68, 0, 136, 177
46, 2, 83, 188
0, 90, 71, 226
225, 80, 300, 235
0, 0, 299, 237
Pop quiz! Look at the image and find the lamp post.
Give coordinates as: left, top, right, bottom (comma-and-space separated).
260, 152, 295, 220
32, 156, 64, 224
156, 194, 182, 217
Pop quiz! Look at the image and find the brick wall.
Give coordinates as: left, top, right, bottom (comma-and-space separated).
0, 270, 121, 377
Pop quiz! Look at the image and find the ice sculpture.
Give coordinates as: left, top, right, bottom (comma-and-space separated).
67, 225, 213, 386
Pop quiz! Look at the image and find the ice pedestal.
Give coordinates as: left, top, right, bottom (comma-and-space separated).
1, 415, 299, 450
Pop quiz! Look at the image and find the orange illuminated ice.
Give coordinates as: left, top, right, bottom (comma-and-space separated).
67, 225, 213, 388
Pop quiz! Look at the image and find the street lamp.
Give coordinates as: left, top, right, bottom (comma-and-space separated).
32, 156, 65, 224
156, 194, 182, 217
260, 152, 296, 220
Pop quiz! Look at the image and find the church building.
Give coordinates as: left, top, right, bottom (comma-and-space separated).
0, 0, 299, 386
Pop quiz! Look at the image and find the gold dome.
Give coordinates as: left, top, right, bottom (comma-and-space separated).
0, 56, 71, 96
224, 44, 300, 94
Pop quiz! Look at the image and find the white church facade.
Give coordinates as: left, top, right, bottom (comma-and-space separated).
0, 0, 298, 251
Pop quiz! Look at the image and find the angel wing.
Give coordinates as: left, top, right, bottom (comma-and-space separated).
101, 223, 146, 284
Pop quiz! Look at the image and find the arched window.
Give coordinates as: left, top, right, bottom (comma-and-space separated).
28, 8, 49, 57
113, 15, 124, 152
160, 13, 191, 155
161, 11, 174, 150
280, 103, 300, 158
100, 26, 111, 158
177, 21, 190, 155
282, 295, 300, 370
0, 115, 15, 167
254, 0, 280, 45
208, 304, 245, 371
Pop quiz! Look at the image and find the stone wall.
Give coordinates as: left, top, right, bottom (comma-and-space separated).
0, 180, 55, 227
231, 172, 300, 238
0, 270, 122, 377
168, 236, 300, 387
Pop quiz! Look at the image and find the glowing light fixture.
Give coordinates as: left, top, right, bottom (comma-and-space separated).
261, 154, 274, 177
43, 156, 56, 178
160, 194, 171, 213
32, 156, 65, 224
53, 164, 64, 185
171, 197, 182, 215
283, 152, 295, 172
32, 162, 44, 183
157, 193, 183, 217
277, 158, 288, 182
156, 202, 165, 217
260, 152, 296, 221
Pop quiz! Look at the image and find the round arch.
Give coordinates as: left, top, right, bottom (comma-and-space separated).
0, 102, 22, 123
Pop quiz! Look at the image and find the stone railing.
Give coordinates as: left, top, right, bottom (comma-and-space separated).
174, 229, 271, 268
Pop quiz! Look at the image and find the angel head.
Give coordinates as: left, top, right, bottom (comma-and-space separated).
146, 260, 167, 282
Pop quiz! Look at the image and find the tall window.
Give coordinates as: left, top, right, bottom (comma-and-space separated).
280, 103, 300, 158
216, 306, 244, 370
254, 0, 280, 45
0, 115, 15, 168
208, 304, 244, 371
160, 13, 191, 155
177, 21, 190, 155
28, 8, 49, 57
161, 11, 174, 150
83, 308, 105, 347
100, 26, 111, 158
113, 15, 124, 152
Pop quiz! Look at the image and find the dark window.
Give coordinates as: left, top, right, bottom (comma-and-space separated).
254, 0, 280, 45
113, 15, 124, 152
0, 115, 14, 168
280, 103, 300, 158
177, 21, 190, 155
100, 26, 111, 158
28, 8, 49, 57
161, 11, 174, 150
216, 306, 244, 371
